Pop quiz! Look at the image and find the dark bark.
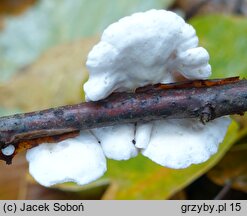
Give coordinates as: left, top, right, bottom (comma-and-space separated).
0, 77, 246, 164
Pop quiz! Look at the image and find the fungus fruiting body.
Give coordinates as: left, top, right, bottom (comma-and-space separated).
26, 131, 106, 187
27, 9, 230, 187
84, 10, 211, 101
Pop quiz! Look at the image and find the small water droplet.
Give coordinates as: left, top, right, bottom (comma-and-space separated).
1, 145, 15, 156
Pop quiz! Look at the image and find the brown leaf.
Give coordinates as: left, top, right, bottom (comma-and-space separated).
0, 37, 98, 111
0, 0, 36, 16
0, 153, 28, 199
207, 143, 247, 193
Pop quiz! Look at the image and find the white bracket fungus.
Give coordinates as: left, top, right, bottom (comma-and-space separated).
26, 131, 106, 187
84, 9, 230, 167
26, 9, 230, 187
84, 9, 211, 101
91, 124, 138, 160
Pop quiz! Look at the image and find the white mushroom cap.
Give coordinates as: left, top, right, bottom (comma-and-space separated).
84, 9, 211, 101
91, 124, 138, 160
135, 123, 153, 149
26, 131, 106, 187
142, 117, 231, 169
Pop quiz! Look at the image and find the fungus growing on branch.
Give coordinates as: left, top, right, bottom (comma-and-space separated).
25, 9, 231, 186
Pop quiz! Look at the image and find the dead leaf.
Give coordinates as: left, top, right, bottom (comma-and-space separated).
0, 37, 98, 111
0, 153, 28, 199
207, 143, 247, 193
0, 0, 36, 16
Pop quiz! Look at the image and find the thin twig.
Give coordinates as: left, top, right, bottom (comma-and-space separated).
213, 180, 232, 200
0, 77, 246, 164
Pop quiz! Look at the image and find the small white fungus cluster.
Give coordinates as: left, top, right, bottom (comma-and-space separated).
26, 9, 230, 187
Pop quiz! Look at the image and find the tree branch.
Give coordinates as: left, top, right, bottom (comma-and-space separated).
0, 77, 246, 164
